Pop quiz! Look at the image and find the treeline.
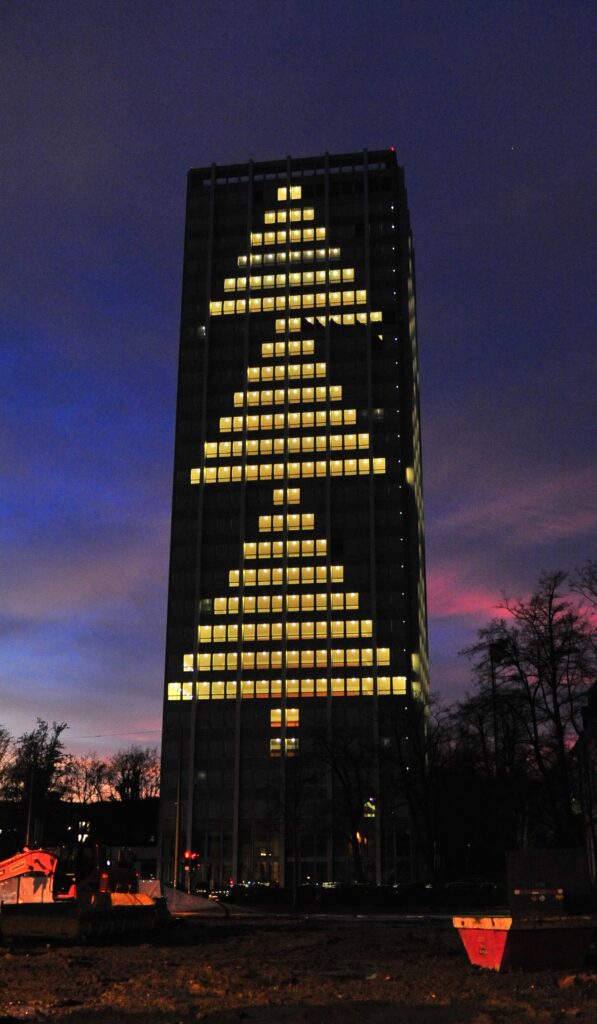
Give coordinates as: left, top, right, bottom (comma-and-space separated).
403, 563, 597, 876
0, 723, 159, 805
0, 722, 160, 853
276, 563, 597, 882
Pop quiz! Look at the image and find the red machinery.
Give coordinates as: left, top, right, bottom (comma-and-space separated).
0, 844, 137, 904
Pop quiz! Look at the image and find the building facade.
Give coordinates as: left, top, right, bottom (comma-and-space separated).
159, 149, 428, 889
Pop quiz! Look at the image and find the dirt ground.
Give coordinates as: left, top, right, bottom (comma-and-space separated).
1, 909, 596, 1024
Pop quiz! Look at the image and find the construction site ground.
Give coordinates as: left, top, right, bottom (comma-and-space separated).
1, 904, 597, 1023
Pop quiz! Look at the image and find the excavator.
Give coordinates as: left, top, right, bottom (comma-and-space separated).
0, 843, 137, 904
0, 845, 162, 940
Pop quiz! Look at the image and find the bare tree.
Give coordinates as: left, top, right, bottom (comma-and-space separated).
378, 697, 452, 880
2, 720, 69, 844
63, 753, 110, 803
107, 746, 160, 801
462, 571, 596, 846
572, 559, 597, 608
315, 730, 377, 883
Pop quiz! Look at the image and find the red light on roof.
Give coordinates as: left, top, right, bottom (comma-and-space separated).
390, 146, 395, 152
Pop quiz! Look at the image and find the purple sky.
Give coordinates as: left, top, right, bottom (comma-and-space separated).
1, 1, 595, 755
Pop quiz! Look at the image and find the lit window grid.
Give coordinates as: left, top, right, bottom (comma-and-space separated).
218, 409, 358, 432
212, 592, 360, 614
258, 513, 314, 532
275, 312, 382, 332
190, 457, 387, 485
276, 185, 303, 201
261, 340, 315, 358
270, 708, 300, 727
245, 362, 327, 382
199, 619, 373, 642
263, 207, 314, 224
209, 291, 367, 315
241, 538, 328, 559
167, 676, 413, 701
203, 433, 370, 459
224, 268, 355, 292
237, 247, 341, 267
185, 648, 390, 673
261, 340, 314, 358
227, 564, 346, 587
248, 227, 326, 247
232, 385, 343, 407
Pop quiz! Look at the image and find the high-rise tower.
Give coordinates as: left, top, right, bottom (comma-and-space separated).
159, 150, 428, 889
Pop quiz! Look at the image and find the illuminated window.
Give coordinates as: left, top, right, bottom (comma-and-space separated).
315, 675, 329, 700
270, 738, 282, 757
277, 186, 287, 201
378, 677, 391, 696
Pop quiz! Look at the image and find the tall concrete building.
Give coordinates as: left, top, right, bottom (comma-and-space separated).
159, 149, 428, 889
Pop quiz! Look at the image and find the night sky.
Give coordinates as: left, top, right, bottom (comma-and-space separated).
1, 1, 595, 755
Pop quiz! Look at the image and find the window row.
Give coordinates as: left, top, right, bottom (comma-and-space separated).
271, 708, 299, 727
167, 675, 410, 701
249, 227, 326, 246
264, 207, 314, 224
184, 648, 390, 672
232, 385, 342, 407
237, 247, 341, 267
275, 312, 382, 332
209, 291, 366, 316
228, 564, 345, 587
190, 457, 386, 485
261, 339, 314, 358
259, 513, 314, 531
246, 362, 327, 382
198, 619, 373, 643
270, 738, 299, 756
277, 186, 302, 201
273, 487, 301, 505
212, 592, 360, 614
219, 408, 357, 432
243, 539, 327, 558
204, 434, 370, 458
224, 268, 355, 291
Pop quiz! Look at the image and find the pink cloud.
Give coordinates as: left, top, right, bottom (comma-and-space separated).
430, 465, 596, 547
2, 515, 169, 621
427, 563, 509, 621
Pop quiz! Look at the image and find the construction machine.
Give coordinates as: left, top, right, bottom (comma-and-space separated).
0, 844, 162, 940
0, 843, 137, 904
